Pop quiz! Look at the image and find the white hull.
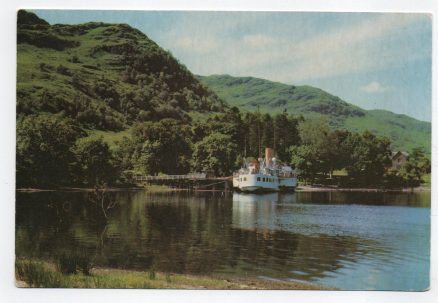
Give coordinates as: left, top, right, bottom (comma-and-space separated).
233, 173, 296, 192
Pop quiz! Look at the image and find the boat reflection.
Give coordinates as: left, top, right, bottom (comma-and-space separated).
232, 192, 278, 231
16, 190, 425, 289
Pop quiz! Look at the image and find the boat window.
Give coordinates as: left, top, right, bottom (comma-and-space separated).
257, 177, 260, 181
243, 177, 247, 181
262, 178, 265, 182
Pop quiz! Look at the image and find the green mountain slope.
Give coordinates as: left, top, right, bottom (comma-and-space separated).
198, 74, 431, 153
17, 10, 226, 133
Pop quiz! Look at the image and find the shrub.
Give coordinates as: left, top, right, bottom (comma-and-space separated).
16, 259, 62, 287
56, 252, 92, 275
56, 64, 71, 76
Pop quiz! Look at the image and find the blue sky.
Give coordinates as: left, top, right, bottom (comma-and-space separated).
33, 10, 432, 122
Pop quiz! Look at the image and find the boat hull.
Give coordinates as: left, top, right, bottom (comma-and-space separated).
279, 177, 297, 191
233, 173, 296, 192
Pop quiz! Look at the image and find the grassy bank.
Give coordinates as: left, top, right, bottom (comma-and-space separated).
15, 259, 326, 290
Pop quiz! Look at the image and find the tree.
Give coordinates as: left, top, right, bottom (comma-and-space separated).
274, 111, 301, 160
398, 147, 430, 188
343, 131, 391, 186
293, 118, 332, 176
16, 114, 84, 187
130, 119, 192, 175
134, 140, 161, 175
192, 132, 237, 176
290, 145, 318, 182
326, 130, 351, 178
72, 137, 118, 186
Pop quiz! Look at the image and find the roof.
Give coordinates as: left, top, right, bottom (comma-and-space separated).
392, 151, 409, 158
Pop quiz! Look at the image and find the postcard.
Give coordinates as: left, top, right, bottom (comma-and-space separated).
15, 9, 431, 291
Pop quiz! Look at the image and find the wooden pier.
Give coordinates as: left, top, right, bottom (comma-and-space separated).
131, 173, 232, 191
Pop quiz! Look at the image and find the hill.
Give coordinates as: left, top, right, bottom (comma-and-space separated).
17, 10, 226, 133
198, 75, 431, 153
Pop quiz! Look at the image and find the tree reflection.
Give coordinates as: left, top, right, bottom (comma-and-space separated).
16, 191, 398, 281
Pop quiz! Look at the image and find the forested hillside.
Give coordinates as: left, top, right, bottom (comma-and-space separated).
199, 75, 431, 153
17, 11, 303, 187
17, 10, 226, 131
16, 11, 430, 189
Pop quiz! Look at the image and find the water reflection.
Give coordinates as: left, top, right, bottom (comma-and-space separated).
16, 190, 430, 290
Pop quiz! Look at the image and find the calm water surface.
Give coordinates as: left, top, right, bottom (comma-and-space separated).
16, 190, 430, 290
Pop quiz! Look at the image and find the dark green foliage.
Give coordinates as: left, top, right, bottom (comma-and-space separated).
16, 114, 85, 187
192, 132, 238, 176
189, 108, 301, 175
388, 148, 431, 188
199, 75, 431, 154
118, 119, 193, 175
72, 137, 119, 186
57, 252, 93, 275
56, 64, 71, 76
290, 145, 317, 182
149, 268, 156, 280
290, 118, 334, 181
57, 254, 78, 275
68, 55, 80, 63
291, 119, 393, 186
343, 131, 392, 186
17, 10, 227, 136
17, 31, 80, 51
73, 95, 125, 131
18, 10, 49, 26
15, 11, 430, 189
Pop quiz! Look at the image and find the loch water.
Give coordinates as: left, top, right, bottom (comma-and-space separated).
16, 190, 430, 290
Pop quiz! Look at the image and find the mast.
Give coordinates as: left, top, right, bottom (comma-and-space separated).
243, 134, 247, 167
273, 122, 277, 153
257, 105, 261, 158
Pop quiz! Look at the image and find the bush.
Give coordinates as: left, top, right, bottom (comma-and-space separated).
16, 259, 62, 287
57, 252, 92, 275
56, 64, 71, 76
68, 55, 80, 63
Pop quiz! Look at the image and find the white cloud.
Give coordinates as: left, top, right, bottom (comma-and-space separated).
253, 14, 426, 82
360, 81, 391, 93
174, 36, 219, 54
242, 34, 275, 48
161, 13, 429, 84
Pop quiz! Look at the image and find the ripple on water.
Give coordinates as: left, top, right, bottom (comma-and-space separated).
15, 190, 430, 290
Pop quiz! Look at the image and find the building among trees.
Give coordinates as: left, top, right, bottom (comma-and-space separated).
391, 151, 409, 170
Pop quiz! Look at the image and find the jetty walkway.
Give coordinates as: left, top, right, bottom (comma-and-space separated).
131, 173, 232, 191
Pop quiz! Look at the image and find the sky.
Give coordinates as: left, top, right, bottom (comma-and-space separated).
33, 10, 432, 122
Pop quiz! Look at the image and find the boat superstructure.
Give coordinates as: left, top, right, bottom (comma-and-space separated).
233, 147, 297, 192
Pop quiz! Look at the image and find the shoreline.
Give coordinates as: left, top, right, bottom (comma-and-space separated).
16, 259, 330, 290
16, 185, 430, 193
295, 185, 430, 193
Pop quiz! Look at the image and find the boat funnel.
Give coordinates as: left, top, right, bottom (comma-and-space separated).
265, 147, 274, 167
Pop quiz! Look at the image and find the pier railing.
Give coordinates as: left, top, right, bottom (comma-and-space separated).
133, 173, 207, 182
